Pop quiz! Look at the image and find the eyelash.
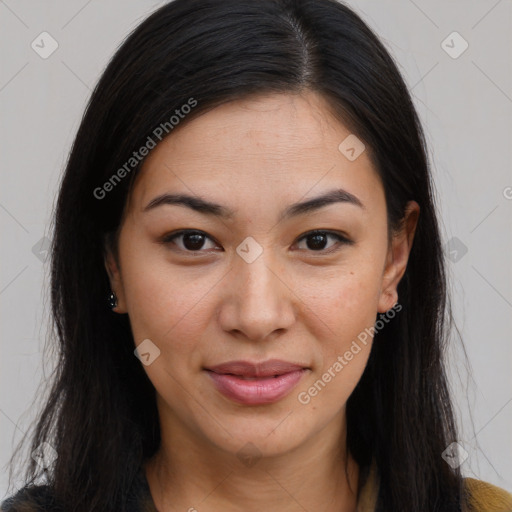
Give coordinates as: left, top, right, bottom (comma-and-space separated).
160, 229, 353, 255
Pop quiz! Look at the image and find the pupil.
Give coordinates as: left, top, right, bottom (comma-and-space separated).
184, 232, 205, 250
308, 233, 327, 250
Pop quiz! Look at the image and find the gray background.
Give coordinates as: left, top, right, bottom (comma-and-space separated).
1, 0, 511, 498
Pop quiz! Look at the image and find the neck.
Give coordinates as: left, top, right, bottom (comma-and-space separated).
144, 408, 359, 512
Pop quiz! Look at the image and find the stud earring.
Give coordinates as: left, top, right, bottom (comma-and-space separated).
107, 291, 118, 310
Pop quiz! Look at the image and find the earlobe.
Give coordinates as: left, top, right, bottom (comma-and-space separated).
377, 201, 420, 313
378, 289, 399, 314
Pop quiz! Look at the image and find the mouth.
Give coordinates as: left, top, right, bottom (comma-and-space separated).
204, 359, 309, 405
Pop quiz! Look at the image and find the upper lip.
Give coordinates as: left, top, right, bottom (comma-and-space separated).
205, 359, 308, 378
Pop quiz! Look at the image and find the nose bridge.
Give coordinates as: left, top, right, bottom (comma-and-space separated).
238, 249, 278, 300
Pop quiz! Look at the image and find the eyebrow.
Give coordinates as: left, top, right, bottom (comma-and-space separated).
143, 188, 365, 221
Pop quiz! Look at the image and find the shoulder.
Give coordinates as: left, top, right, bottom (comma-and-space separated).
1, 483, 57, 512
463, 477, 512, 512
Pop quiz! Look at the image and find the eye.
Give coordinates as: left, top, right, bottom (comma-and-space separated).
161, 230, 220, 253
294, 230, 353, 253
161, 229, 353, 255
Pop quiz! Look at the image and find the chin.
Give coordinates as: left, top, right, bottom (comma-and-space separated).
196, 411, 314, 462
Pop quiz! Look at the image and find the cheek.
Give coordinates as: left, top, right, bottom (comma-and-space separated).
124, 271, 212, 350
122, 264, 214, 400
118, 237, 215, 355
304, 262, 383, 333
296, 275, 378, 411
299, 261, 382, 380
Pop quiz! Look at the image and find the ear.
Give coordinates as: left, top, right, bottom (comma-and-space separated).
103, 236, 128, 314
377, 201, 420, 313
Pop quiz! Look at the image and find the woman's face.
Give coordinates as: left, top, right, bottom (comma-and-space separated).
105, 91, 418, 460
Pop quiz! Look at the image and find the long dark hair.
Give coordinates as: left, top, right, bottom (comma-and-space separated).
4, 0, 465, 510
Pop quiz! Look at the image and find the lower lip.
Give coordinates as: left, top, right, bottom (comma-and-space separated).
206, 369, 307, 405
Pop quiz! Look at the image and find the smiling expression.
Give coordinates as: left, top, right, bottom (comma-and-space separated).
104, 90, 417, 459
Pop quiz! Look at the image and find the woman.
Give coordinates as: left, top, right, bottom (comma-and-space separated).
2, 0, 511, 510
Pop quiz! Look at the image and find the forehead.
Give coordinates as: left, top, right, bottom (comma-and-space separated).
126, 91, 383, 217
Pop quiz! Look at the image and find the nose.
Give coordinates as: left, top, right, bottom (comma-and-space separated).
218, 250, 296, 342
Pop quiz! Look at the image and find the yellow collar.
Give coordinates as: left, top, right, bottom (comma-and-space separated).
354, 459, 512, 512
356, 459, 379, 512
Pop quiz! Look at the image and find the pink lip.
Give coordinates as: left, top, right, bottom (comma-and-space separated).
204, 359, 309, 405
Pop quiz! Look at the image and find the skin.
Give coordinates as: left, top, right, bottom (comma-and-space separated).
104, 91, 419, 512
